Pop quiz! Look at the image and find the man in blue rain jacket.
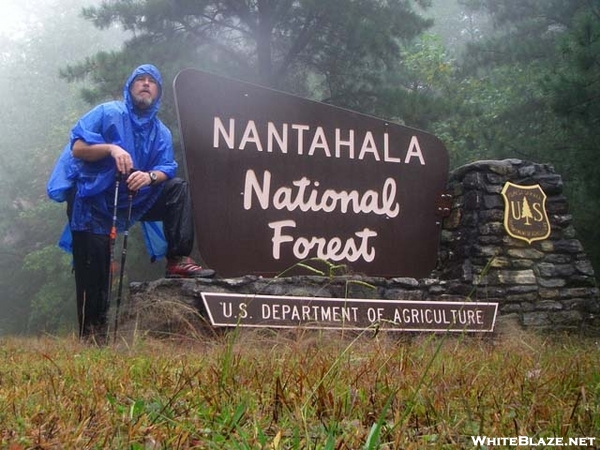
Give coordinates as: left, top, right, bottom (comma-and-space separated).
48, 64, 214, 341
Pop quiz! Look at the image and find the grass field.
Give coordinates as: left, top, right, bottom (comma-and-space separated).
1, 324, 599, 449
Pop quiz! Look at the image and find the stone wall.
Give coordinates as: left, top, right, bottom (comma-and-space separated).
438, 159, 599, 331
129, 159, 599, 334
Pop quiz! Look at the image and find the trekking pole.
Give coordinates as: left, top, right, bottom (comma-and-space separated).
107, 173, 121, 318
113, 186, 134, 343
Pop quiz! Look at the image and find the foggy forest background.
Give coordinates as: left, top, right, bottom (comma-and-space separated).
1, 0, 598, 335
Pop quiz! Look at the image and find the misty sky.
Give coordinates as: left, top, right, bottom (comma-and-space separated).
0, 2, 59, 40
0, 0, 103, 40
0, 2, 24, 37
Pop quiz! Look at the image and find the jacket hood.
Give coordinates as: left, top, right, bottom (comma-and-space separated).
124, 64, 163, 127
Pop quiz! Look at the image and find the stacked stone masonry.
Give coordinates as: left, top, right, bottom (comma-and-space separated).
438, 159, 599, 331
130, 159, 599, 333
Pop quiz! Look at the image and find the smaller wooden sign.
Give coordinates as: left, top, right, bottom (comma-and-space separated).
501, 182, 551, 244
201, 292, 498, 332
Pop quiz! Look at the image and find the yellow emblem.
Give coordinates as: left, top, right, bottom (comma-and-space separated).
501, 182, 551, 244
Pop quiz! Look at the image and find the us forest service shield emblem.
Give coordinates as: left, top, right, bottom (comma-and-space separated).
501, 182, 551, 244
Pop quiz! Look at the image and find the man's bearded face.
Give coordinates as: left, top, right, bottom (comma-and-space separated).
130, 74, 159, 110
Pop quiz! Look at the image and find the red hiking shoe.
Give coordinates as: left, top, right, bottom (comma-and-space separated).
166, 256, 216, 278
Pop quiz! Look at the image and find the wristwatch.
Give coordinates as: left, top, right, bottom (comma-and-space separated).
148, 171, 158, 185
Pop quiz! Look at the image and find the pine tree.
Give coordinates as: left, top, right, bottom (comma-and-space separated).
521, 196, 533, 226
61, 0, 434, 126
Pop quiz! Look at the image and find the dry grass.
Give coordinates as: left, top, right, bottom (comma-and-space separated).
1, 326, 599, 449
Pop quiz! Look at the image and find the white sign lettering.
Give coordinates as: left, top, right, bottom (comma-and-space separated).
213, 117, 425, 165
243, 170, 400, 217
269, 220, 377, 262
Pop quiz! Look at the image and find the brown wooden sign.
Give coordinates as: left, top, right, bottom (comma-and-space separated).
173, 69, 449, 277
201, 293, 498, 332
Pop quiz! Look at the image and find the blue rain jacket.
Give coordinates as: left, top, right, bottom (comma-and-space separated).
47, 64, 175, 259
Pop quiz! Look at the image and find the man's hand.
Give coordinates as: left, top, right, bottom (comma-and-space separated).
126, 170, 152, 192
72, 140, 133, 175
109, 145, 134, 175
